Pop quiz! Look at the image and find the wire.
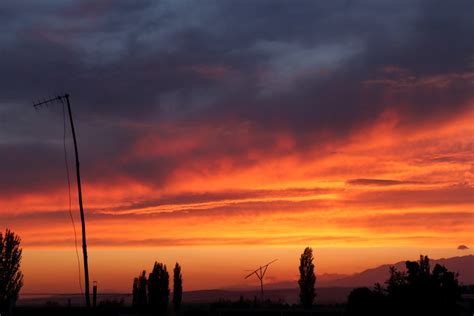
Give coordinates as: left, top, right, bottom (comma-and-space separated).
62, 99, 84, 297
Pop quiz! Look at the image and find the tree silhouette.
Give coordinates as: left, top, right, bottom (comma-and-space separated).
132, 270, 147, 313
132, 278, 139, 307
148, 262, 169, 316
298, 247, 316, 309
173, 262, 183, 312
386, 255, 461, 315
346, 255, 461, 316
0, 229, 24, 316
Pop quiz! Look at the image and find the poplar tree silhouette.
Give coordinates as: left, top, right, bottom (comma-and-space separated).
148, 262, 169, 316
298, 247, 316, 309
132, 270, 147, 312
0, 229, 24, 316
173, 262, 183, 312
132, 278, 139, 306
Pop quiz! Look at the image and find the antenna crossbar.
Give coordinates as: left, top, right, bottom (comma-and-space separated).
33, 95, 63, 108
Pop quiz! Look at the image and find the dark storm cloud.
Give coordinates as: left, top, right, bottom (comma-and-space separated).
1, 0, 474, 197
0, 143, 66, 195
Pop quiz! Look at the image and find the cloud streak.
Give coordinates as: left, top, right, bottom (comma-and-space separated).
346, 179, 419, 186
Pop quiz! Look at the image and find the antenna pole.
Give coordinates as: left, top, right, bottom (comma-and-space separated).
65, 94, 91, 308
244, 259, 277, 303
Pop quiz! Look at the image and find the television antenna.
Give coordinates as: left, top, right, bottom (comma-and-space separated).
33, 94, 91, 308
244, 259, 278, 302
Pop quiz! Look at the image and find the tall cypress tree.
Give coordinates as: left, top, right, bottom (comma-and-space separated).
298, 247, 316, 309
173, 262, 183, 312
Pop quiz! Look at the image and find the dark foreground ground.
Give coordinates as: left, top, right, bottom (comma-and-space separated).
13, 286, 474, 315
13, 288, 349, 315
12, 298, 474, 316
14, 304, 346, 316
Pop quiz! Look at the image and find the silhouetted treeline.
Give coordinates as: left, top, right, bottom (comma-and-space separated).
345, 255, 462, 316
132, 261, 182, 315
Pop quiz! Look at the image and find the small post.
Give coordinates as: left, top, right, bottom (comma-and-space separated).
93, 281, 97, 308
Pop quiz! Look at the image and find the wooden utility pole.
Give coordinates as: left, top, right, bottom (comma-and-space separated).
33, 94, 91, 308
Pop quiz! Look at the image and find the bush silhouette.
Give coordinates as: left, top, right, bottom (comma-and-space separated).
345, 286, 385, 316
298, 247, 316, 309
0, 229, 24, 316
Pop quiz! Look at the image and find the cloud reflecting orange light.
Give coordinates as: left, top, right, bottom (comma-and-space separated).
1, 97, 473, 293
2, 104, 473, 248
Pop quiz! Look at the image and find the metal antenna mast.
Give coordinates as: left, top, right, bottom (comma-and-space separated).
33, 94, 91, 308
244, 259, 278, 302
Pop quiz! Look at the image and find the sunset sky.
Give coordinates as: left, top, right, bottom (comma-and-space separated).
1, 0, 473, 293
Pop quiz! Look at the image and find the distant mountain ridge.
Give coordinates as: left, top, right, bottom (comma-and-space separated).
319, 255, 474, 288
227, 255, 473, 291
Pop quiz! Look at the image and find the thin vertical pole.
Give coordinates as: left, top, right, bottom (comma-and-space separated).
259, 267, 264, 302
93, 281, 97, 308
65, 94, 91, 308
